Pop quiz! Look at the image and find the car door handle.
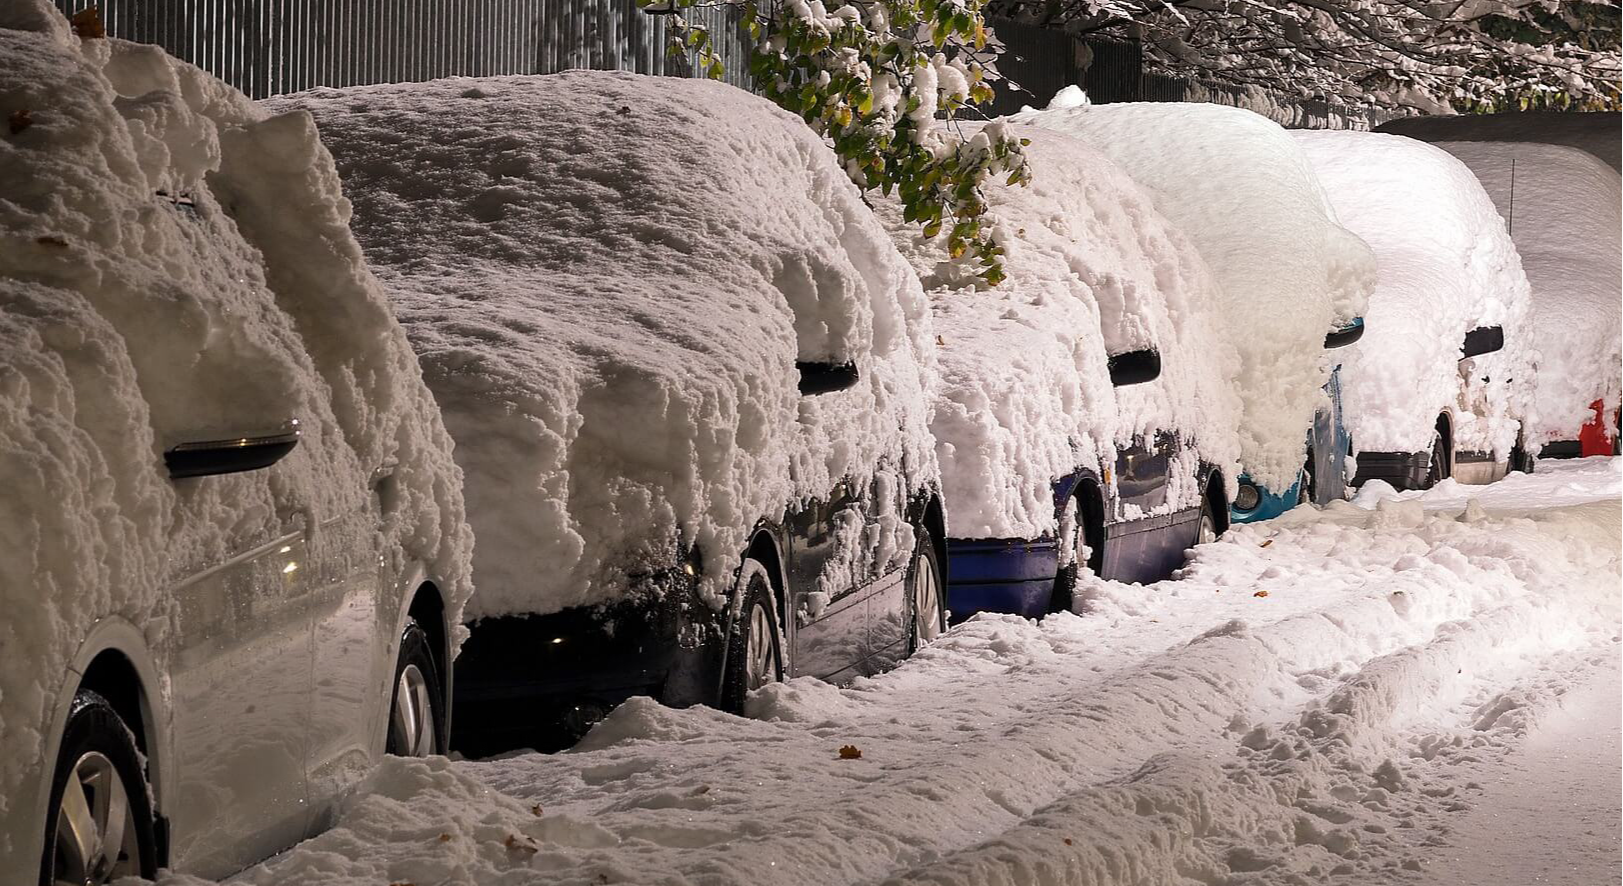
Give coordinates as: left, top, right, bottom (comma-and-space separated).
165, 419, 300, 479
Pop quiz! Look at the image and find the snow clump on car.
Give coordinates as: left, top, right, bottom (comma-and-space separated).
881, 123, 1243, 539
1008, 99, 1376, 492
280, 72, 940, 619
1295, 131, 1536, 459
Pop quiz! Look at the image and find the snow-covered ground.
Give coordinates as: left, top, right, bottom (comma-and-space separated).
148, 458, 1621, 886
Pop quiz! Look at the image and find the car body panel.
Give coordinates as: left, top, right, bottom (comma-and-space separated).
944, 437, 1217, 622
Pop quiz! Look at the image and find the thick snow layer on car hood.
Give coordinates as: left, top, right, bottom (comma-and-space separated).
281, 73, 939, 619
883, 124, 1242, 539
1007, 99, 1375, 491
1434, 141, 1620, 447
0, 3, 470, 860
1295, 132, 1535, 458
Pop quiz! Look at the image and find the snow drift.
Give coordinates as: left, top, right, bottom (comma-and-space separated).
0, 0, 470, 863
1433, 141, 1620, 448
1294, 131, 1535, 459
880, 122, 1242, 539
1008, 96, 1375, 491
280, 73, 940, 619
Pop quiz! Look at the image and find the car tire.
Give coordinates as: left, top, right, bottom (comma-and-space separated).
1052, 493, 1099, 614
1424, 430, 1452, 488
387, 617, 446, 756
40, 690, 157, 886
720, 560, 782, 714
906, 526, 946, 654
1197, 497, 1220, 546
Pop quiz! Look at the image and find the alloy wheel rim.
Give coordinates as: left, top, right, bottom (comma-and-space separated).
912, 555, 941, 645
744, 603, 776, 690
51, 751, 139, 886
1199, 514, 1217, 545
391, 664, 436, 756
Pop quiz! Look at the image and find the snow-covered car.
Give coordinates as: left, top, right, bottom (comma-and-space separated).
0, 8, 472, 883
285, 72, 945, 754
1010, 94, 1375, 522
881, 123, 1243, 619
1295, 131, 1537, 489
1431, 141, 1620, 459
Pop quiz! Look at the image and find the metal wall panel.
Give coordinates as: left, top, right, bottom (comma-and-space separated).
53, 0, 752, 97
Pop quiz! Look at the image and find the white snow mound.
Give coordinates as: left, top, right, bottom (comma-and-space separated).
881, 123, 1242, 539
1295, 131, 1536, 458
0, 3, 471, 861
1435, 141, 1621, 447
1008, 100, 1376, 491
280, 73, 939, 618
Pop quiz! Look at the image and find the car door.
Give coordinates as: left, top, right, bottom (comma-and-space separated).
1102, 431, 1183, 583
166, 502, 315, 878
861, 468, 913, 674
786, 482, 871, 681
302, 479, 392, 818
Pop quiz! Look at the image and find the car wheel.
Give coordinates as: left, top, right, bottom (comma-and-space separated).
40, 690, 157, 886
1197, 498, 1219, 545
906, 527, 946, 654
1424, 430, 1452, 488
721, 560, 782, 714
387, 617, 445, 757
1052, 494, 1098, 614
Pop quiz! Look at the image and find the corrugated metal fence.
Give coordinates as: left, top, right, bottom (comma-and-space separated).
52, 0, 753, 97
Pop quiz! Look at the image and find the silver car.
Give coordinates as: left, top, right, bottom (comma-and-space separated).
0, 15, 471, 884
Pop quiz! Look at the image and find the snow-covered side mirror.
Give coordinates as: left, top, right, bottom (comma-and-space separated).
796, 362, 859, 396
1324, 317, 1365, 349
1107, 349, 1161, 387
165, 420, 301, 479
1460, 326, 1504, 360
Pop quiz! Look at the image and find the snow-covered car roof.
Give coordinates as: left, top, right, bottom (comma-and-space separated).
882, 123, 1241, 539
1431, 141, 1620, 446
1006, 95, 1375, 490
281, 72, 939, 619
1294, 131, 1534, 457
0, 3, 471, 853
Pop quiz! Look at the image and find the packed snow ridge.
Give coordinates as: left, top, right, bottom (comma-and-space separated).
153, 460, 1621, 886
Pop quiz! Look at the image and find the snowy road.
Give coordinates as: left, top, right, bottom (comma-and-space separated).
166, 459, 1621, 886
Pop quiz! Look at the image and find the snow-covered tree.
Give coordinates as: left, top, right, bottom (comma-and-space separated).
990, 0, 1620, 113
643, 0, 1031, 283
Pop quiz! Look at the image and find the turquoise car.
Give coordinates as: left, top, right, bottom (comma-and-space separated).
1230, 318, 1363, 523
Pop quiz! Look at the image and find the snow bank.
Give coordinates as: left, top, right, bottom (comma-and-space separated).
1007, 99, 1375, 491
151, 459, 1622, 886
880, 123, 1242, 539
0, 2, 470, 859
1294, 132, 1535, 458
278, 73, 939, 618
1433, 141, 1621, 447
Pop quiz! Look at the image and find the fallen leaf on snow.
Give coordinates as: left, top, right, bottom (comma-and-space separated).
1253, 590, 1269, 598
1259, 539, 1274, 548
505, 834, 539, 855
436, 833, 452, 842
531, 803, 544, 816
838, 744, 862, 760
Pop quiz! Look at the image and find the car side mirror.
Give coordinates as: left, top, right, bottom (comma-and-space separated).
796, 361, 859, 396
1460, 326, 1504, 360
1324, 318, 1365, 349
1108, 349, 1161, 387
166, 420, 301, 479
